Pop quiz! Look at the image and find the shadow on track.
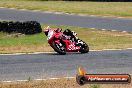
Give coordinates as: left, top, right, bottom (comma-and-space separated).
42, 52, 88, 56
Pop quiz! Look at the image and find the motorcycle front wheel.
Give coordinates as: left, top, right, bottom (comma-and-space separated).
79, 41, 89, 53
50, 41, 66, 55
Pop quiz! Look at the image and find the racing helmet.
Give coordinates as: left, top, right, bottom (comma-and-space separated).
63, 29, 72, 36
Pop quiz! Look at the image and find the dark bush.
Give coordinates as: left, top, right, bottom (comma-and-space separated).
0, 22, 2, 32
0, 21, 42, 35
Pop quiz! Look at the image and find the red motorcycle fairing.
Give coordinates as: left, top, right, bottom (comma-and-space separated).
48, 32, 80, 52
48, 32, 61, 44
62, 40, 80, 52
54, 40, 61, 45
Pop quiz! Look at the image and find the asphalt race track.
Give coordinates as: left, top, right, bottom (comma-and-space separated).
0, 8, 132, 32
0, 8, 132, 81
0, 49, 132, 81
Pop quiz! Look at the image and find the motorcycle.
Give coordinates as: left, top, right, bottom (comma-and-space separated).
43, 26, 89, 55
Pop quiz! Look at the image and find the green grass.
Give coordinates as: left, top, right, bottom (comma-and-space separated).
0, 32, 46, 46
0, 24, 132, 53
0, 0, 132, 17
90, 85, 100, 88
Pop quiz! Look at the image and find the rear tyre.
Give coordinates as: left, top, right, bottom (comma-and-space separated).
51, 41, 66, 55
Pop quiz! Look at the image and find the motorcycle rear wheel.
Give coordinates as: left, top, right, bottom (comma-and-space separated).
51, 41, 66, 55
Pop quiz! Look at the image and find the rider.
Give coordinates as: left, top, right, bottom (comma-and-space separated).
43, 26, 78, 42
63, 29, 78, 42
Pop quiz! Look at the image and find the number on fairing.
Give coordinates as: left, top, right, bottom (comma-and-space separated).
68, 44, 76, 50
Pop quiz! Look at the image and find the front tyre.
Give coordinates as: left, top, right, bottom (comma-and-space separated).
51, 41, 66, 55
79, 41, 89, 53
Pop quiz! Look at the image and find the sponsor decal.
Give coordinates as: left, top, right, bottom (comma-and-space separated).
76, 66, 131, 85
68, 43, 77, 50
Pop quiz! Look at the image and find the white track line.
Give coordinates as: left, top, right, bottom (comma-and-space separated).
2, 81, 12, 83
102, 49, 123, 51
1, 77, 75, 83
16, 80, 27, 82
90, 28, 96, 29
89, 15, 96, 17
49, 78, 60, 80
32, 10, 41, 12
0, 7, 5, 8
78, 14, 86, 16
19, 9, 27, 11
64, 77, 75, 79
43, 11, 53, 14
35, 79, 47, 81
9, 8, 16, 10
117, 17, 124, 18
101, 29, 106, 31
0, 48, 132, 55
90, 50, 103, 51
55, 12, 63, 14
111, 30, 117, 31
122, 31, 127, 33
0, 52, 56, 55
127, 48, 132, 49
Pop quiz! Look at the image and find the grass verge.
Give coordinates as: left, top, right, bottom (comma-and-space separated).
0, 24, 132, 53
0, 78, 131, 88
0, 0, 132, 17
